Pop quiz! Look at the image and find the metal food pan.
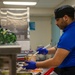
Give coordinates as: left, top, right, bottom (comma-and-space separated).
17, 72, 33, 75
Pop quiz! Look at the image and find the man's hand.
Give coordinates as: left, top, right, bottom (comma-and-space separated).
37, 47, 48, 55
22, 61, 36, 69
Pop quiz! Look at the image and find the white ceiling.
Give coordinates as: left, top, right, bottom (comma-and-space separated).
35, 0, 65, 8
0, 0, 65, 8
0, 0, 65, 16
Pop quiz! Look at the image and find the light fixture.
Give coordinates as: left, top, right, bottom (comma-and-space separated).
3, 1, 37, 6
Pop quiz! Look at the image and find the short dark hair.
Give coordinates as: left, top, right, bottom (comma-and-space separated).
54, 5, 74, 19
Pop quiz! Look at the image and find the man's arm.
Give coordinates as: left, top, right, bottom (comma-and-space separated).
36, 48, 70, 68
47, 46, 57, 54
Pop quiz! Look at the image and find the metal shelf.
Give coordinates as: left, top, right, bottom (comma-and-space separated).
0, 44, 21, 75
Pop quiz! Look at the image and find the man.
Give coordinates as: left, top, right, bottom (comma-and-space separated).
23, 5, 75, 75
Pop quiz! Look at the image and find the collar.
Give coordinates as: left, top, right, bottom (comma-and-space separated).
63, 21, 75, 32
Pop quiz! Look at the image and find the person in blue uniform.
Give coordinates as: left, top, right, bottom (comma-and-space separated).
23, 5, 75, 75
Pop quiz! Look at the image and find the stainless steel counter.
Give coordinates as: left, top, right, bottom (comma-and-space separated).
0, 44, 21, 75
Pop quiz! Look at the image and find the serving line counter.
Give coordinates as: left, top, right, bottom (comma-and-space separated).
0, 44, 21, 75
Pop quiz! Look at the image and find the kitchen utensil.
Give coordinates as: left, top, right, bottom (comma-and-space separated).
33, 44, 50, 56
17, 44, 50, 72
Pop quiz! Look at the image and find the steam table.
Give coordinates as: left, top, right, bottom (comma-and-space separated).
0, 44, 21, 75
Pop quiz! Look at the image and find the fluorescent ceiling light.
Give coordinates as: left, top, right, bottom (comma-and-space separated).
3, 1, 37, 6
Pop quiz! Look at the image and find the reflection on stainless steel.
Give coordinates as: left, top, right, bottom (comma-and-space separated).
0, 44, 21, 75
0, 58, 4, 68
0, 7, 30, 40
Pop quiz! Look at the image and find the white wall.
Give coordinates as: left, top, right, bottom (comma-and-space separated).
30, 16, 51, 50
30, 8, 54, 16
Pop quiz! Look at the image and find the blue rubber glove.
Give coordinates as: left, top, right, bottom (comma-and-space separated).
37, 47, 48, 55
22, 61, 36, 69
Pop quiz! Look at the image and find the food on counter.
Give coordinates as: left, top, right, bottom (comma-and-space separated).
0, 28, 16, 44
30, 68, 42, 73
17, 72, 32, 75
5, 31, 16, 43
2, 70, 9, 75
